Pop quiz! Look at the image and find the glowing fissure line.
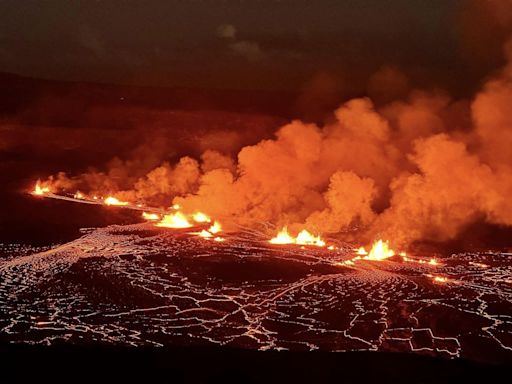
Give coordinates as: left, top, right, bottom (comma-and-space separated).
28, 191, 166, 214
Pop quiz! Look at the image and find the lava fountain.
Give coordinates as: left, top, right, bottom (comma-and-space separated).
156, 212, 193, 229
269, 227, 326, 247
32, 180, 50, 196
363, 239, 395, 261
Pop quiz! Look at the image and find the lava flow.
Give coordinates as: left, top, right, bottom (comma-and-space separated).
142, 212, 160, 221
425, 273, 450, 284
29, 181, 226, 239
189, 221, 224, 241
153, 209, 222, 240
104, 196, 129, 206
155, 212, 193, 228
269, 227, 326, 247
28, 181, 444, 269
361, 239, 395, 261
28, 181, 169, 215
19, 180, 512, 361
32, 180, 50, 196
8, 1, 512, 364
192, 212, 211, 223
343, 239, 396, 265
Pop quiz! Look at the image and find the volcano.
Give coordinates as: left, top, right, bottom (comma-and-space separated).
1, 220, 511, 364
3, 2, 512, 378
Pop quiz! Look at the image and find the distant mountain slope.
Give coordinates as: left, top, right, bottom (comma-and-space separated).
0, 71, 296, 118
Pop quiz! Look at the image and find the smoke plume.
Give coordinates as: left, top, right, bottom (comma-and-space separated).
36, 23, 512, 248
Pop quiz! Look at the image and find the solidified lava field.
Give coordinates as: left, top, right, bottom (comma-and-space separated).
1, 223, 511, 363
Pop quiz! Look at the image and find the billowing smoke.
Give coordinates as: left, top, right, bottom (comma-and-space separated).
37, 22, 512, 248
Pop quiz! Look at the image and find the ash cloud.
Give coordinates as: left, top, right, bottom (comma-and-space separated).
36, 35, 512, 248
7, 1, 512, 249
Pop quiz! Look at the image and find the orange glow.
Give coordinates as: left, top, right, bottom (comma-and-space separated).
32, 180, 50, 196
198, 229, 213, 238
213, 237, 225, 242
191, 221, 222, 240
192, 212, 211, 223
172, 203, 180, 210
74, 191, 84, 199
425, 273, 449, 284
156, 212, 192, 228
104, 196, 129, 206
269, 227, 326, 247
208, 221, 222, 234
469, 261, 489, 268
269, 227, 295, 245
401, 255, 440, 266
363, 239, 395, 261
355, 247, 368, 256
142, 212, 160, 221
296, 229, 325, 247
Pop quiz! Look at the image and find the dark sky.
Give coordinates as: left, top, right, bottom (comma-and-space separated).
0, 0, 505, 92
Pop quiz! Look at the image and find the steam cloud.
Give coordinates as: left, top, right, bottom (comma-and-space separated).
34, 7, 512, 248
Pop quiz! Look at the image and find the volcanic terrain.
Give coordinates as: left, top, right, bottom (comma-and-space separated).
1, 221, 511, 364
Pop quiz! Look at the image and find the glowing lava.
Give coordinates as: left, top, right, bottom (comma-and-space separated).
425, 274, 449, 284
208, 221, 222, 234
156, 212, 192, 228
469, 261, 489, 268
363, 239, 395, 261
296, 229, 326, 247
402, 255, 440, 266
269, 227, 325, 247
104, 196, 129, 206
32, 181, 50, 196
192, 212, 211, 223
197, 229, 213, 238
355, 247, 368, 256
73, 191, 85, 199
142, 212, 160, 221
269, 227, 295, 245
342, 240, 443, 270
190, 221, 223, 240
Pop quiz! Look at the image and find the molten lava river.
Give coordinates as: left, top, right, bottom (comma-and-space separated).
1, 219, 512, 363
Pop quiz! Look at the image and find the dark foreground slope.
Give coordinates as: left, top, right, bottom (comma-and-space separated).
0, 344, 509, 384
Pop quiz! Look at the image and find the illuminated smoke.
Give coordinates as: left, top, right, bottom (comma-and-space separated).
37, 34, 512, 248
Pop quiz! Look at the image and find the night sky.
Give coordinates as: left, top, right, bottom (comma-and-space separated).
1, 0, 506, 93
